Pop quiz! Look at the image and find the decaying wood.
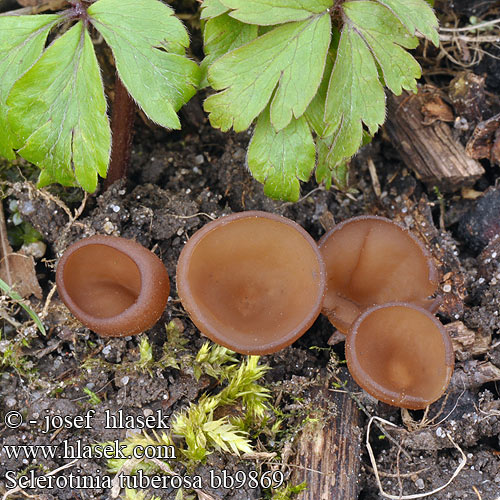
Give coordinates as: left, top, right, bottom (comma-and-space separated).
385, 91, 484, 192
292, 375, 362, 500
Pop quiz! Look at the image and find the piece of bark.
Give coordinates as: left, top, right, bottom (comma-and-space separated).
466, 112, 500, 164
292, 376, 362, 499
449, 72, 486, 123
0, 202, 42, 299
385, 91, 484, 192
446, 321, 491, 361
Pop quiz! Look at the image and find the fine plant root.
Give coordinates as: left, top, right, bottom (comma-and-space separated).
329, 371, 413, 461
473, 485, 483, 500
366, 416, 467, 500
435, 14, 500, 68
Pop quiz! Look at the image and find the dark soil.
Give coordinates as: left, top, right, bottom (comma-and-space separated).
1, 1, 500, 500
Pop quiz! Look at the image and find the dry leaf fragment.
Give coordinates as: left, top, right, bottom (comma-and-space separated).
0, 202, 42, 299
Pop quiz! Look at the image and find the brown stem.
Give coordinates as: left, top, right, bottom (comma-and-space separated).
105, 74, 136, 189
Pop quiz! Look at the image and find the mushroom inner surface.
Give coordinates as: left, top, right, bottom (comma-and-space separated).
347, 304, 453, 408
320, 217, 437, 332
185, 217, 322, 347
64, 244, 141, 318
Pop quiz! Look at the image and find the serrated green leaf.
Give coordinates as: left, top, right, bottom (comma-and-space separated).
220, 0, 332, 25
248, 107, 315, 201
0, 14, 60, 160
89, 0, 200, 130
316, 137, 350, 191
316, 131, 371, 190
324, 24, 385, 166
201, 14, 258, 87
205, 13, 330, 133
343, 1, 421, 94
375, 0, 439, 46
200, 0, 230, 19
305, 52, 335, 138
7, 22, 110, 192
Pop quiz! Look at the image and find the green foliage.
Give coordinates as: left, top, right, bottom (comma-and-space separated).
7, 200, 43, 247
0, 330, 37, 380
270, 481, 308, 500
202, 0, 439, 200
0, 15, 60, 161
83, 387, 102, 406
0, 0, 200, 191
122, 489, 161, 500
136, 336, 154, 373
193, 341, 238, 379
89, 0, 199, 130
156, 321, 190, 370
8, 22, 109, 192
107, 342, 270, 471
0, 278, 45, 335
172, 395, 253, 461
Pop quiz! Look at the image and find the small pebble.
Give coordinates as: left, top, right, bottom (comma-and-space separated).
415, 479, 425, 490
5, 397, 16, 408
103, 221, 115, 234
21, 241, 47, 259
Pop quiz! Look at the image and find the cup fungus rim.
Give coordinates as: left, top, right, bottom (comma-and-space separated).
318, 215, 439, 287
345, 301, 455, 409
56, 234, 168, 336
176, 210, 326, 355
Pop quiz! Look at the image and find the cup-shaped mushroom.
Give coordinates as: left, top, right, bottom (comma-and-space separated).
345, 303, 454, 409
56, 235, 170, 337
176, 211, 326, 355
318, 216, 438, 333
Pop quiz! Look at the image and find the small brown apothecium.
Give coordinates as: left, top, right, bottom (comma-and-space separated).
56, 235, 170, 337
176, 211, 326, 355
318, 216, 438, 333
345, 302, 454, 410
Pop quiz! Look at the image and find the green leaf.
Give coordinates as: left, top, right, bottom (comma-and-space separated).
89, 0, 200, 130
343, 1, 421, 94
205, 13, 330, 132
305, 52, 335, 138
324, 23, 386, 165
201, 14, 258, 87
200, 0, 230, 19
248, 107, 315, 201
7, 22, 110, 192
375, 0, 439, 46
316, 136, 337, 190
220, 0, 332, 25
316, 131, 371, 190
0, 14, 60, 160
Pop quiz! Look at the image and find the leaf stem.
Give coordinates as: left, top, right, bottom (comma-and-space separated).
105, 74, 136, 189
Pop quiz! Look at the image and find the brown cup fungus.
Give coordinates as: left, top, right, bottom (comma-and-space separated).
176, 211, 326, 355
345, 303, 454, 409
56, 235, 170, 337
318, 216, 438, 333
